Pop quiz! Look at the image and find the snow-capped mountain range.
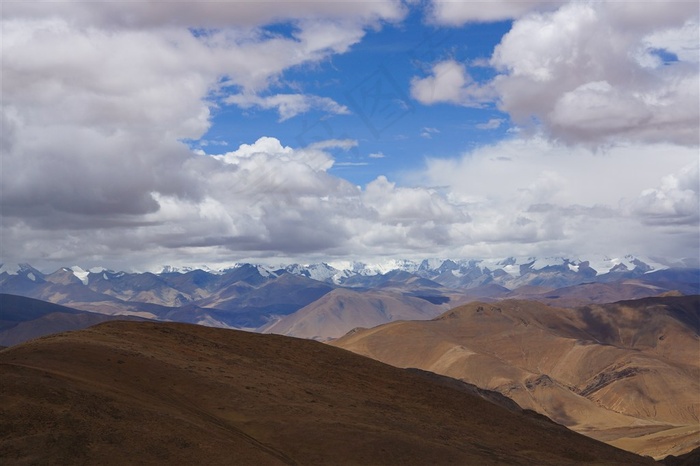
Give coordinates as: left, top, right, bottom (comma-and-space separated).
159, 255, 676, 287
1, 255, 698, 342
0, 255, 682, 288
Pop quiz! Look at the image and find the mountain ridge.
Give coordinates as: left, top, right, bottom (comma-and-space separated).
2, 256, 697, 341
1, 254, 691, 286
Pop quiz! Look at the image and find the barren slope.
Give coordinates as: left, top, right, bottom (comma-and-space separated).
333, 297, 700, 459
1, 321, 654, 465
260, 288, 453, 340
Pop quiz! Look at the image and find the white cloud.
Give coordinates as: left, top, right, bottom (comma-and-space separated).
1, 131, 477, 269
410, 60, 494, 107
1, 19, 212, 218
642, 19, 700, 64
2, 1, 698, 270
427, 0, 563, 25
476, 118, 505, 130
421, 137, 699, 259
308, 139, 358, 151
490, 2, 699, 146
417, 2, 699, 147
0, 2, 404, 263
213, 136, 335, 173
630, 163, 700, 226
368, 152, 386, 159
420, 127, 440, 139
363, 176, 468, 224
225, 93, 349, 121
199, 139, 472, 258
3, 133, 697, 270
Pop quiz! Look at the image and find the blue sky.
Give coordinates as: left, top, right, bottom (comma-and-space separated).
2, 1, 699, 271
198, 11, 512, 186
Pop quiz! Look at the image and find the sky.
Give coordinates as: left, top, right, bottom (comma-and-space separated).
1, 0, 699, 272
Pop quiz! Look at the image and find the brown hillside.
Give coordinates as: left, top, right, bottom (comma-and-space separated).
260, 288, 453, 340
1, 321, 654, 465
333, 297, 700, 459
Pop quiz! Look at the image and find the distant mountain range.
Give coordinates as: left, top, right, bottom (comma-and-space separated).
1, 256, 698, 341
156, 254, 696, 288
2, 254, 697, 289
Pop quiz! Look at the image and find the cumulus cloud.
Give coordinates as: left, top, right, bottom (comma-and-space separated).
3, 130, 697, 269
2, 1, 698, 270
1, 131, 474, 269
421, 137, 699, 259
0, 2, 405, 267
490, 2, 699, 146
416, 1, 699, 147
1, 19, 213, 220
410, 60, 494, 107
1, 16, 365, 220
363, 176, 469, 224
630, 163, 700, 226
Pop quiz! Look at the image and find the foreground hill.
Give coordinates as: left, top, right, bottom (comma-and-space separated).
333, 296, 700, 459
0, 321, 654, 465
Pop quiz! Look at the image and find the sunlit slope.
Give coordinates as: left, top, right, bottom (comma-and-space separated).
260, 288, 456, 340
333, 296, 700, 459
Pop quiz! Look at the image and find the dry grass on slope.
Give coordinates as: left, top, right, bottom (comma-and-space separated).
1, 320, 654, 465
333, 297, 700, 459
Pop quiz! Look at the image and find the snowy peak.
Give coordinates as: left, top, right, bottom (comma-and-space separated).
70, 266, 90, 285
0, 263, 41, 276
283, 263, 340, 282
161, 265, 224, 275
0, 263, 45, 282
583, 255, 668, 276
327, 259, 421, 277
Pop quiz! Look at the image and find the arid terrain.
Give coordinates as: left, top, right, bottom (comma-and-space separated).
1, 320, 658, 465
2, 263, 698, 462
260, 287, 462, 340
333, 296, 700, 459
